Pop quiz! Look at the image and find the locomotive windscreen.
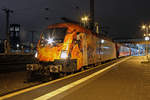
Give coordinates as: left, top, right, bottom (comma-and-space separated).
43, 28, 67, 43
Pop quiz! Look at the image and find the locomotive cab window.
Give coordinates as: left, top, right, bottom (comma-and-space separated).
75, 32, 81, 44
42, 28, 67, 44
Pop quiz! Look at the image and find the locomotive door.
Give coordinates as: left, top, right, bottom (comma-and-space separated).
77, 33, 88, 66
82, 33, 88, 66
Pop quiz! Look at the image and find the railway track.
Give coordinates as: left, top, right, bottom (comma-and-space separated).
0, 57, 125, 96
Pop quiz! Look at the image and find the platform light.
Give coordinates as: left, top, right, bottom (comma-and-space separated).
16, 44, 19, 48
84, 16, 88, 21
101, 39, 104, 43
145, 36, 150, 41
142, 25, 146, 29
81, 16, 89, 21
81, 17, 85, 21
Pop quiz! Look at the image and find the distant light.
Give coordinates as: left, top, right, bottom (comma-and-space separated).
101, 39, 104, 43
103, 46, 109, 49
16, 44, 19, 48
81, 16, 89, 21
81, 17, 85, 21
84, 16, 88, 21
47, 38, 54, 44
142, 25, 146, 29
145, 36, 149, 41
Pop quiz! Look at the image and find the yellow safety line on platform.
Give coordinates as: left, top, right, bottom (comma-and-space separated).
0, 56, 131, 100
34, 57, 131, 100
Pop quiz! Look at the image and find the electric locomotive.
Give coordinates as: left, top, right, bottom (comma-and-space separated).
26, 23, 128, 79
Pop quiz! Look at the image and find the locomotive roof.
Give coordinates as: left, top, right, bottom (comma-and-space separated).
47, 23, 91, 34
47, 23, 113, 42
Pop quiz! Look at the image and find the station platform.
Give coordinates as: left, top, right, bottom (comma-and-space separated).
0, 56, 150, 100
60, 56, 150, 100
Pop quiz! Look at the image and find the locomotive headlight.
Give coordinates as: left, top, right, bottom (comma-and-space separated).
60, 51, 68, 59
47, 37, 54, 44
35, 52, 38, 58
145, 36, 149, 41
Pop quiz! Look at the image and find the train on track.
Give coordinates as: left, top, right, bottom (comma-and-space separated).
26, 23, 134, 80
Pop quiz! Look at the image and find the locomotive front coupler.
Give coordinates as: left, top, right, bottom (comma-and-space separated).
26, 64, 42, 71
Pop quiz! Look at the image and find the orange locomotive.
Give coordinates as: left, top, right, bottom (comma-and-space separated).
26, 23, 122, 78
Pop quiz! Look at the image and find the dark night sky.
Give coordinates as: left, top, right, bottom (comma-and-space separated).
0, 0, 150, 41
